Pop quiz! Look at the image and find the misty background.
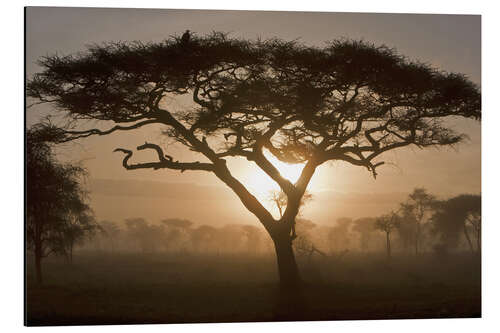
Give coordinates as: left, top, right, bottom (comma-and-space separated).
26, 8, 480, 228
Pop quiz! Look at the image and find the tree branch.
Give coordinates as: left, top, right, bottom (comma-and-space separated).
113, 142, 216, 172
57, 119, 158, 142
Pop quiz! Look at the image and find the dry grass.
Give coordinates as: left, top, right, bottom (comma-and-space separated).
25, 251, 481, 325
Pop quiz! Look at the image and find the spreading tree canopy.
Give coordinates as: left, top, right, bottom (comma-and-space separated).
432, 194, 481, 252
27, 32, 481, 288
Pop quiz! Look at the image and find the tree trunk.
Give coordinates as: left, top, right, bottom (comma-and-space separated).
272, 234, 305, 319
476, 226, 481, 253
386, 232, 391, 258
463, 224, 474, 253
415, 222, 420, 255
273, 235, 301, 290
69, 241, 74, 264
35, 251, 43, 285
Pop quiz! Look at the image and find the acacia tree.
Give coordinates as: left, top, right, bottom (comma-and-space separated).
241, 224, 263, 254
61, 208, 97, 263
161, 218, 193, 252
400, 188, 437, 255
124, 218, 165, 253
99, 220, 121, 252
432, 194, 481, 252
26, 126, 95, 283
375, 211, 401, 258
352, 217, 378, 252
190, 225, 218, 253
27, 32, 480, 290
328, 217, 352, 253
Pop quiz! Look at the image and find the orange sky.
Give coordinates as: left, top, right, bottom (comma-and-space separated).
26, 8, 481, 227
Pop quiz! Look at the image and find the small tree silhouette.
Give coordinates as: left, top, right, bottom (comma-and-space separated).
432, 194, 481, 252
26, 126, 96, 283
400, 188, 437, 255
99, 220, 121, 252
375, 211, 401, 258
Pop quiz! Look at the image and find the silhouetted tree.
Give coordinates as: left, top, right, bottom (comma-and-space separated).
27, 32, 481, 291
216, 224, 248, 254
375, 211, 401, 258
432, 194, 481, 252
181, 30, 191, 44
293, 219, 326, 260
124, 218, 165, 253
328, 217, 352, 253
352, 217, 379, 252
395, 210, 416, 253
400, 188, 437, 255
99, 220, 121, 252
467, 210, 481, 253
26, 126, 95, 283
61, 211, 97, 263
241, 224, 263, 254
161, 218, 193, 252
190, 225, 217, 253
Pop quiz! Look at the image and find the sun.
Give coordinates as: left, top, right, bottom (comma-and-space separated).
246, 149, 305, 198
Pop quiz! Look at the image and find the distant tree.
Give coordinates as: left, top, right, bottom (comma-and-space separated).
352, 217, 379, 252
26, 126, 95, 283
269, 190, 288, 218
375, 211, 401, 258
395, 210, 416, 253
61, 210, 98, 263
124, 218, 165, 253
269, 190, 313, 241
190, 225, 217, 253
27, 32, 481, 291
328, 217, 352, 253
161, 218, 194, 252
400, 188, 437, 255
432, 194, 481, 252
241, 224, 263, 254
467, 210, 481, 253
99, 220, 121, 252
216, 224, 248, 253
293, 219, 326, 260
161, 218, 193, 230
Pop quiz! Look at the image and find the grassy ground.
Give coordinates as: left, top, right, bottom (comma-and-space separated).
25, 251, 481, 325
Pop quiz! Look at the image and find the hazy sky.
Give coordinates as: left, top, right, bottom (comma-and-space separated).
26, 7, 481, 226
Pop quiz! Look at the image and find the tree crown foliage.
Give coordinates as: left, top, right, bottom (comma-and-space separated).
431, 194, 481, 247
26, 126, 96, 257
28, 33, 480, 165
375, 212, 401, 233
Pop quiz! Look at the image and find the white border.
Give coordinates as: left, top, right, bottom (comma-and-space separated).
3, 1, 500, 332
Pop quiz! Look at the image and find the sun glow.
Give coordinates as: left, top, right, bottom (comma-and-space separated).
246, 149, 305, 198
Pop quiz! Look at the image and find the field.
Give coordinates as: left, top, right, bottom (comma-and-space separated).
25, 251, 481, 325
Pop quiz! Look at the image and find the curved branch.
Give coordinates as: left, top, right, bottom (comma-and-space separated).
113, 142, 215, 172
253, 149, 296, 195
250, 118, 299, 196
60, 119, 159, 142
